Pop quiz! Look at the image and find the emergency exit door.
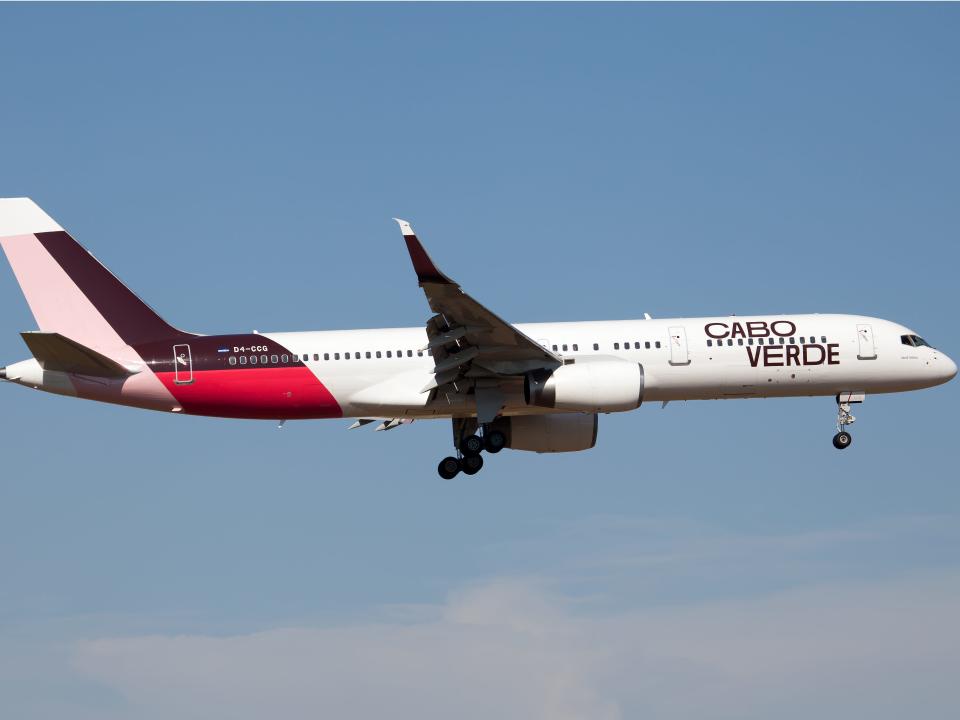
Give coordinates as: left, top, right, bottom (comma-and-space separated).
856, 324, 877, 360
668, 326, 690, 366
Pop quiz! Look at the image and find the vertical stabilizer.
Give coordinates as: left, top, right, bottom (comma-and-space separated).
0, 198, 190, 352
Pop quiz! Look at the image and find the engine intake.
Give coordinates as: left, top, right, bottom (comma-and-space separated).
525, 360, 644, 413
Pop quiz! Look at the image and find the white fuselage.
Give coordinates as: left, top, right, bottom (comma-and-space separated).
262, 313, 956, 419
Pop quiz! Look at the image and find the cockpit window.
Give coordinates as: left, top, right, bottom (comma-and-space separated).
901, 334, 933, 348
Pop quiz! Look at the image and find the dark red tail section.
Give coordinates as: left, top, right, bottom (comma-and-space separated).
34, 231, 191, 346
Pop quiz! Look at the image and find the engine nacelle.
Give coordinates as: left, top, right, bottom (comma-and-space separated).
488, 413, 598, 453
525, 360, 644, 413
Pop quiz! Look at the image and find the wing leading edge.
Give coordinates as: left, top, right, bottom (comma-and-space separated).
394, 219, 561, 412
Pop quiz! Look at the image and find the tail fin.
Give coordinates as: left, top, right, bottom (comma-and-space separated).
0, 198, 189, 351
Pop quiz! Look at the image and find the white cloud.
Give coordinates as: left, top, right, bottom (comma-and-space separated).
73, 571, 960, 720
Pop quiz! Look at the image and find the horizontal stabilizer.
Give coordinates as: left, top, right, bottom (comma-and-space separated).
20, 332, 134, 378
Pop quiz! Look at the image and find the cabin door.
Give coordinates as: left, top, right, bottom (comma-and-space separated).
668, 326, 690, 366
173, 344, 194, 384
856, 324, 877, 360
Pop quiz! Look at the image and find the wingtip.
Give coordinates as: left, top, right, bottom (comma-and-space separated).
393, 218, 415, 236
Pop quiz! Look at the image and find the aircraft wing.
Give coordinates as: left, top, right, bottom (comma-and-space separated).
395, 219, 562, 396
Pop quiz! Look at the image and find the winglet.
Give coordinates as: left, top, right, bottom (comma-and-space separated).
393, 218, 455, 285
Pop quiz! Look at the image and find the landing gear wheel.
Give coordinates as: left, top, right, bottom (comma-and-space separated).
462, 454, 484, 475
832, 431, 852, 450
484, 430, 506, 454
460, 434, 484, 457
438, 456, 461, 479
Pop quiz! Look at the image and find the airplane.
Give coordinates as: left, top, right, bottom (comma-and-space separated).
0, 198, 955, 479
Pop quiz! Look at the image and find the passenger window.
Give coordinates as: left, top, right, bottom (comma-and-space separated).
655, 341, 661, 349
727, 339, 733, 346
645, 341, 651, 349
632, 342, 638, 349
365, 352, 371, 359
562, 344, 568, 352
271, 354, 279, 363
789, 337, 795, 344
614, 343, 620, 350
386, 351, 392, 358
821, 336, 827, 343
260, 355, 267, 364
407, 350, 413, 357
334, 353, 340, 360
281, 354, 288, 362
778, 338, 785, 345
738, 338, 744, 346
572, 344, 579, 351
552, 345, 558, 351
229, 356, 237, 366
747, 338, 754, 345
593, 343, 599, 351
324, 353, 330, 361
375, 351, 381, 358
707, 339, 712, 347
417, 350, 423, 357
250, 356, 258, 365
239, 356, 247, 365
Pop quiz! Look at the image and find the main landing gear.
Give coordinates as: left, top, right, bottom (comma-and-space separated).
437, 420, 507, 479
832, 392, 863, 450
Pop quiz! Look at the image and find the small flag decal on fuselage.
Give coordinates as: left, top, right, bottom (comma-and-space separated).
218, 347, 230, 353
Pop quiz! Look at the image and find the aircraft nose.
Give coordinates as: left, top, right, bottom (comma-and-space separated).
943, 354, 958, 383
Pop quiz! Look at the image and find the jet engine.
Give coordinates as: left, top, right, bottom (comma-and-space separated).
487, 413, 598, 453
525, 360, 644, 413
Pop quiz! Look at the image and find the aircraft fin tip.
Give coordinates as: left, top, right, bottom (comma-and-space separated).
393, 218, 415, 236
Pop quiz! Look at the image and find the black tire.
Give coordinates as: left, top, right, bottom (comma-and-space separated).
462, 454, 484, 475
438, 456, 461, 479
832, 431, 852, 450
484, 430, 506, 454
461, 434, 484, 457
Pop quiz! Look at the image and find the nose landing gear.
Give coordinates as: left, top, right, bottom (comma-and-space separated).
832, 392, 863, 450
832, 430, 852, 449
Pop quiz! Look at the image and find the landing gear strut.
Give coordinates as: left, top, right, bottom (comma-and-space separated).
435, 420, 503, 478
832, 393, 862, 450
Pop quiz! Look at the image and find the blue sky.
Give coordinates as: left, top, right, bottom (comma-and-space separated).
1, 4, 959, 718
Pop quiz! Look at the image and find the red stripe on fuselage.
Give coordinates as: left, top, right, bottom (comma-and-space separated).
156, 367, 343, 420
